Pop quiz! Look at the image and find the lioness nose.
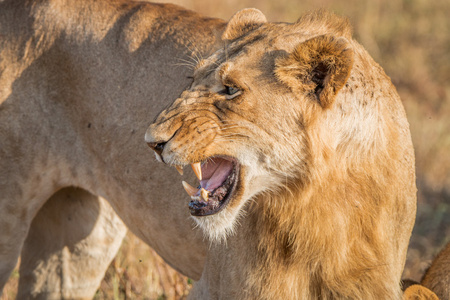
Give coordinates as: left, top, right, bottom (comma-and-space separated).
147, 141, 166, 157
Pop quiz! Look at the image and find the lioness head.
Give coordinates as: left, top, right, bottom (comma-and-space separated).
146, 9, 355, 241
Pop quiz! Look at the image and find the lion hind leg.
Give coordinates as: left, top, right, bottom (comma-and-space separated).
0, 194, 36, 295
17, 187, 127, 299
0, 225, 26, 297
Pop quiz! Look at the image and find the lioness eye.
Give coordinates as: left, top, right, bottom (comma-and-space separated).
225, 86, 239, 95
224, 85, 240, 96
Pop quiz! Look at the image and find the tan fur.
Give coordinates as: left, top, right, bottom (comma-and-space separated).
222, 8, 267, 41
403, 285, 439, 300
421, 242, 450, 300
146, 9, 417, 299
0, 0, 227, 297
275, 34, 354, 109
18, 188, 127, 299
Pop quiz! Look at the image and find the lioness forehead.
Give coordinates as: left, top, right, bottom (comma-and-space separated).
194, 23, 292, 79
195, 11, 352, 78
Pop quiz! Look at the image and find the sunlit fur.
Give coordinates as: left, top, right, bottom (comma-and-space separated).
402, 285, 439, 300
193, 203, 245, 243
146, 8, 417, 300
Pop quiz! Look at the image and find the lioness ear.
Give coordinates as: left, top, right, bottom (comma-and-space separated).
222, 8, 267, 41
275, 35, 354, 109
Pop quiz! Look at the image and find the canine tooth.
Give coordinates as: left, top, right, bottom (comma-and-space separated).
191, 162, 202, 180
153, 151, 163, 163
175, 165, 183, 175
200, 188, 210, 201
182, 181, 198, 196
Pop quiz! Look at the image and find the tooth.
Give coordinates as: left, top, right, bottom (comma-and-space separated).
182, 181, 198, 196
175, 165, 183, 175
153, 152, 163, 163
191, 162, 202, 180
200, 188, 210, 201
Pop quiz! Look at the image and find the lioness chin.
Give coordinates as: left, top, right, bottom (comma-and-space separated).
146, 8, 417, 300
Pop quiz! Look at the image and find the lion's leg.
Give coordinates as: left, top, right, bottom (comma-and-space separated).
0, 187, 41, 294
0, 216, 28, 295
16, 187, 127, 300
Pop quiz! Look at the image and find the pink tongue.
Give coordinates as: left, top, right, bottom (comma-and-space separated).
200, 158, 234, 191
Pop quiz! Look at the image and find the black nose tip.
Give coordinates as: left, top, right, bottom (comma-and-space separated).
147, 141, 166, 156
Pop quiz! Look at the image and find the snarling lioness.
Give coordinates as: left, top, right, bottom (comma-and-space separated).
146, 8, 418, 300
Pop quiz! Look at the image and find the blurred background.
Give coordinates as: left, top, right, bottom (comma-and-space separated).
2, 0, 449, 298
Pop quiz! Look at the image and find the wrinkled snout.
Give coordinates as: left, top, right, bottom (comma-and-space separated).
144, 89, 223, 166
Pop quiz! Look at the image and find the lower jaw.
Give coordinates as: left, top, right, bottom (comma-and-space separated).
189, 164, 239, 217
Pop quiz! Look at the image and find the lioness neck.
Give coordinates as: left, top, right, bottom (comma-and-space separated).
194, 169, 409, 300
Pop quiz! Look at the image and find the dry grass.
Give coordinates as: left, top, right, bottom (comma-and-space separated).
1, 269, 18, 300
2, 0, 449, 298
1, 233, 192, 300
93, 233, 192, 300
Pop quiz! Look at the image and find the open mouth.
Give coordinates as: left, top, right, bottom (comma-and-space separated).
180, 157, 239, 216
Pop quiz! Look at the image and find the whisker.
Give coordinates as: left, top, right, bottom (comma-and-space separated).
172, 63, 196, 70
211, 60, 221, 68
185, 38, 205, 65
176, 57, 197, 66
